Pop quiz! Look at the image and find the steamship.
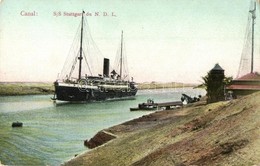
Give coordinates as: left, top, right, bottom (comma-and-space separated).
53, 11, 137, 102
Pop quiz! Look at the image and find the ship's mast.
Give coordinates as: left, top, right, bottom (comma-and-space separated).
78, 11, 84, 80
120, 31, 123, 79
250, 2, 256, 73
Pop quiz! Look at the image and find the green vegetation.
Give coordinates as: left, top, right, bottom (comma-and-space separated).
0, 82, 54, 96
199, 73, 233, 103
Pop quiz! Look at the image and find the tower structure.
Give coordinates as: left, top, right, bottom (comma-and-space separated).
207, 64, 225, 103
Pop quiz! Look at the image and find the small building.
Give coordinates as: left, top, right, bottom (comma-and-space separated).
226, 72, 260, 98
207, 63, 225, 103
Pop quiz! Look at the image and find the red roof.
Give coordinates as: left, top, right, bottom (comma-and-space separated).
237, 72, 260, 81
227, 72, 260, 90
227, 84, 260, 90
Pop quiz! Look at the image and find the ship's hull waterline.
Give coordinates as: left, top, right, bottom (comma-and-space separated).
54, 82, 137, 102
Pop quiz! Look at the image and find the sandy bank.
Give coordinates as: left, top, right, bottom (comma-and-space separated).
63, 91, 260, 166
0, 82, 54, 96
137, 82, 196, 90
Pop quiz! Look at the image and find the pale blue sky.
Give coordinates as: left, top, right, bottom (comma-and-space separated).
0, 0, 259, 83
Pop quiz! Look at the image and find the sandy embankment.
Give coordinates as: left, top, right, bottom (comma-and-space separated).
63, 92, 260, 166
0, 82, 54, 96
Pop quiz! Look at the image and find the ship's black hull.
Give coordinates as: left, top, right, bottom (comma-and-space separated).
54, 84, 137, 102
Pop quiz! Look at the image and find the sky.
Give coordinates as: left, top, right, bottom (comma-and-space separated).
0, 0, 260, 83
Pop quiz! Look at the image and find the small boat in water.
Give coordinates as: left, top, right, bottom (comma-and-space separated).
12, 121, 23, 127
130, 99, 158, 111
130, 99, 184, 111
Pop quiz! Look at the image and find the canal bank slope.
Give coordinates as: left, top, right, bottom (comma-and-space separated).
63, 92, 260, 166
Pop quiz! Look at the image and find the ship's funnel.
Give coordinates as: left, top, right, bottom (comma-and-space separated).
103, 58, 110, 77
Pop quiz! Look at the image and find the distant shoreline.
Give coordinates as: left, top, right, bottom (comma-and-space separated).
0, 82, 54, 96
137, 82, 197, 90
0, 82, 197, 96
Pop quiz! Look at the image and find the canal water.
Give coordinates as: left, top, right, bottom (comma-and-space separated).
0, 88, 205, 165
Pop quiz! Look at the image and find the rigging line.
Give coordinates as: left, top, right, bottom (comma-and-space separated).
123, 41, 129, 75
82, 20, 96, 75
120, 41, 129, 80
84, 37, 100, 76
113, 41, 122, 72
83, 19, 104, 74
237, 4, 253, 78
61, 34, 81, 79
65, 36, 81, 77
83, 18, 104, 58
240, 27, 252, 76
113, 47, 119, 73
69, 51, 80, 78
115, 41, 122, 73
84, 19, 104, 60
60, 22, 81, 78
82, 26, 91, 69
82, 50, 93, 76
